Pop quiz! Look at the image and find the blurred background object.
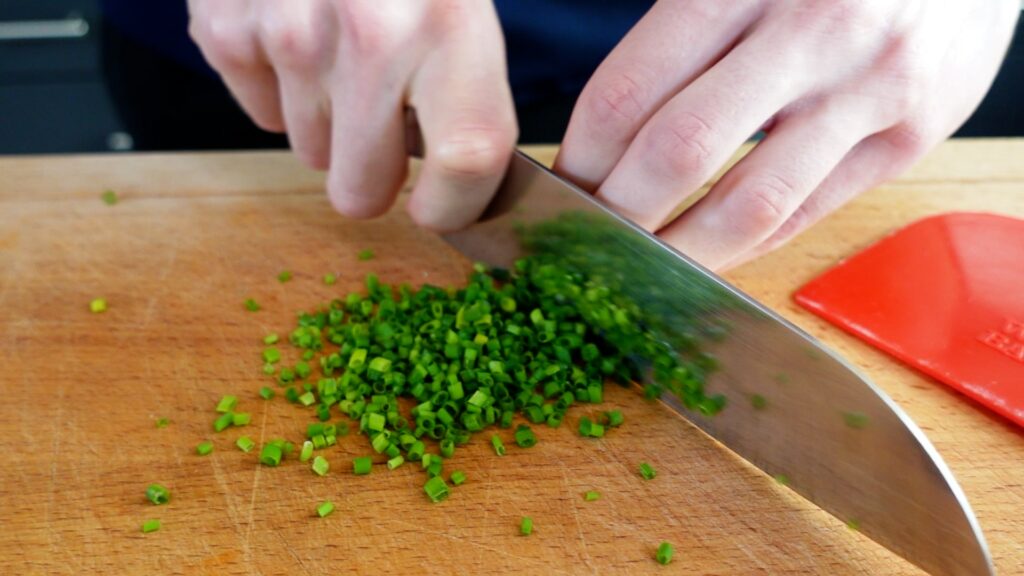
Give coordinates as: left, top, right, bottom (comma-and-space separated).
1, 0, 1022, 155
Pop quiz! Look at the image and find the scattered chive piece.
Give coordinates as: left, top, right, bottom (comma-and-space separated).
519, 516, 533, 536
259, 386, 274, 400
842, 411, 870, 429
603, 410, 624, 427
263, 333, 279, 345
278, 270, 293, 283
145, 484, 170, 505
387, 455, 405, 470
357, 249, 375, 261
141, 519, 161, 533
101, 189, 118, 205
656, 541, 674, 565
155, 417, 170, 428
513, 425, 537, 448
236, 436, 256, 453
298, 391, 316, 406
312, 455, 330, 476
751, 394, 767, 410
584, 490, 600, 502
262, 363, 275, 375
353, 456, 372, 475
259, 443, 282, 466
423, 476, 450, 503
213, 412, 234, 432
89, 298, 107, 313
490, 435, 506, 456
316, 501, 335, 518
300, 441, 314, 463
262, 347, 281, 364
215, 395, 238, 413
773, 474, 790, 486
639, 462, 657, 480
846, 518, 861, 531
231, 413, 251, 426
450, 471, 467, 486
196, 441, 214, 456
323, 273, 337, 285
244, 298, 260, 312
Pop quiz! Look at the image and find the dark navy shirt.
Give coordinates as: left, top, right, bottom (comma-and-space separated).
100, 0, 653, 107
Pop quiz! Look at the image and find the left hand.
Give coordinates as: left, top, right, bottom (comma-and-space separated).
556, 0, 1020, 271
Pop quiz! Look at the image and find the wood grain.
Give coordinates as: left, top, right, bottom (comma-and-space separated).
0, 141, 1021, 575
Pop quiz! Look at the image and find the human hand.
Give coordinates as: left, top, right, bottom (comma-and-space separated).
187, 0, 517, 231
557, 0, 1020, 271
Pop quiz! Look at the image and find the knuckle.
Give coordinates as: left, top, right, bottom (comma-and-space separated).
881, 123, 930, 158
260, 18, 320, 67
642, 112, 716, 179
190, 16, 253, 69
730, 174, 797, 233
335, 2, 404, 59
435, 127, 516, 180
580, 71, 650, 138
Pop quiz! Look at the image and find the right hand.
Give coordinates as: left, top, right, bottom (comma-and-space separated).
187, 0, 518, 231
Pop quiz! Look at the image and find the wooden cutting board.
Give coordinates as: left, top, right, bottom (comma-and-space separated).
1, 141, 1022, 575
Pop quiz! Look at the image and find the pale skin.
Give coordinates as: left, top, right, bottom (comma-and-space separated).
188, 0, 1020, 271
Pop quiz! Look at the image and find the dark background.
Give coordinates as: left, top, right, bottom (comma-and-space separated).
1, 0, 1022, 155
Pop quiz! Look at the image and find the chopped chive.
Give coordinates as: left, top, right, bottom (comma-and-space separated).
299, 441, 314, 463
323, 273, 337, 285
519, 516, 533, 536
357, 249, 375, 261
842, 411, 870, 429
584, 490, 600, 502
262, 363, 275, 375
450, 471, 467, 486
278, 270, 293, 283
145, 484, 170, 505
231, 413, 251, 426
259, 443, 282, 466
316, 501, 335, 518
244, 298, 260, 312
603, 410, 624, 427
262, 347, 281, 364
750, 394, 767, 410
141, 519, 161, 533
639, 462, 656, 480
101, 189, 118, 205
353, 456, 372, 475
656, 541, 674, 565
259, 386, 274, 400
490, 435, 506, 456
89, 298, 107, 313
263, 333, 279, 345
423, 476, 450, 503
236, 436, 256, 453
773, 474, 790, 486
312, 455, 330, 476
846, 518, 861, 531
213, 412, 234, 432
195, 441, 213, 456
513, 424, 537, 448
215, 395, 237, 413
297, 391, 316, 406
155, 417, 170, 428
386, 455, 405, 470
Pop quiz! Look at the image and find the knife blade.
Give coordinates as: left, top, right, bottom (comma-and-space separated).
442, 149, 993, 576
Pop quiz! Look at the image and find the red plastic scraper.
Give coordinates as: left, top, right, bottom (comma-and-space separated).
794, 212, 1024, 428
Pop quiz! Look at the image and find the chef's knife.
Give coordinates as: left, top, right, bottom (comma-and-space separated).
442, 150, 993, 576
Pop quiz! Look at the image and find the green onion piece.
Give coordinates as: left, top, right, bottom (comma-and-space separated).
299, 441, 314, 463
312, 501, 334, 518
312, 455, 330, 476
639, 462, 657, 480
244, 298, 260, 312
387, 455, 405, 470
236, 436, 256, 453
262, 347, 281, 364
262, 363, 275, 375
842, 411, 870, 429
155, 417, 170, 429
101, 189, 118, 205
146, 484, 170, 505
513, 425, 537, 448
323, 273, 337, 285
141, 519, 161, 533
213, 412, 234, 432
353, 456, 372, 475
750, 394, 767, 410
773, 474, 790, 486
603, 410, 624, 427
263, 333, 279, 345
216, 395, 238, 413
278, 270, 293, 283
846, 518, 861, 531
89, 298, 107, 314
423, 476, 450, 503
450, 471, 467, 486
656, 541, 674, 565
196, 441, 213, 456
519, 516, 533, 536
231, 413, 251, 426
490, 435, 506, 456
439, 439, 455, 458
357, 249, 375, 261
584, 490, 600, 502
298, 391, 316, 406
259, 443, 282, 466
259, 386, 274, 400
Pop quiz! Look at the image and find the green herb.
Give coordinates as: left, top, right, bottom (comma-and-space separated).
846, 518, 861, 531
450, 471, 467, 486
259, 443, 282, 466
231, 413, 251, 426
357, 249, 375, 261
312, 455, 329, 476
317, 501, 335, 518
264, 333, 279, 345
299, 441, 314, 463
519, 516, 533, 536
773, 474, 790, 486
262, 347, 281, 364
353, 456, 372, 475
278, 270, 293, 283
842, 411, 870, 429
584, 490, 600, 502
513, 425, 537, 448
145, 484, 170, 505
602, 410, 624, 427
262, 363, 275, 375
422, 476, 449, 503
490, 435, 506, 456
213, 412, 233, 432
101, 189, 118, 205
244, 298, 260, 312
141, 519, 161, 533
656, 541, 674, 565
386, 455, 405, 470
236, 436, 256, 453
639, 463, 656, 480
751, 394, 767, 410
89, 298, 107, 313
215, 395, 237, 413
196, 441, 214, 456
155, 417, 170, 428
259, 386, 274, 400
578, 416, 605, 438
323, 273, 337, 285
